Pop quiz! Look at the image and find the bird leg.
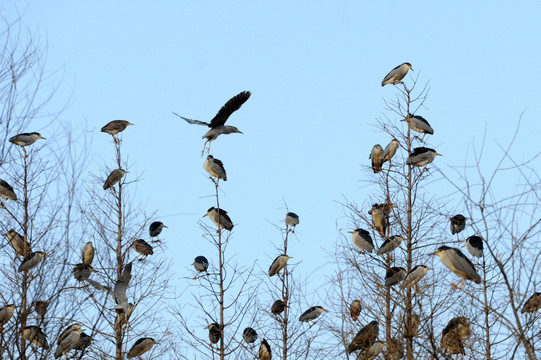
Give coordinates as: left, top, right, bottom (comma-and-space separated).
451, 279, 465, 290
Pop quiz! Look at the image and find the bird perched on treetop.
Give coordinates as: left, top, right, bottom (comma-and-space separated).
204, 207, 234, 231
350, 228, 374, 253
406, 147, 441, 167
103, 169, 126, 190
101, 120, 133, 136
285, 212, 299, 228
9, 132, 46, 147
173, 91, 251, 155
402, 114, 434, 135
127, 337, 158, 358
383, 139, 399, 164
268, 254, 292, 276
370, 144, 384, 173
433, 246, 481, 285
449, 214, 467, 235
0, 179, 17, 201
204, 155, 227, 181
381, 63, 413, 86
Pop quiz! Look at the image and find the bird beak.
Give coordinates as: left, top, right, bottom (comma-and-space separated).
40, 136, 47, 140
163, 225, 168, 228
436, 153, 442, 156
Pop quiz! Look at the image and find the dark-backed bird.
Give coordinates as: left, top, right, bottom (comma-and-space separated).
441, 317, 471, 355
72, 264, 93, 281
402, 265, 430, 288
204, 207, 234, 231
383, 139, 399, 164
9, 132, 46, 147
299, 306, 326, 322
271, 300, 286, 315
285, 212, 299, 229
103, 169, 126, 190
173, 91, 251, 155
381, 63, 413, 86
268, 255, 292, 277
18, 251, 46, 272
55, 327, 83, 358
23, 326, 49, 349
149, 221, 167, 238
348, 320, 379, 353
243, 327, 258, 344
402, 114, 434, 135
0, 305, 15, 326
33, 301, 48, 317
73, 332, 91, 351
450, 215, 467, 235
356, 341, 385, 360
406, 147, 441, 167
350, 300, 362, 321
131, 239, 154, 256
193, 256, 209, 273
127, 337, 157, 358
465, 236, 483, 258
259, 339, 271, 360
370, 144, 384, 173
101, 120, 133, 136
433, 246, 481, 285
82, 241, 94, 266
521, 292, 541, 313
206, 323, 222, 344
369, 204, 387, 237
5, 229, 31, 256
350, 229, 374, 253
377, 235, 404, 256
385, 267, 406, 287
204, 155, 227, 181
0, 179, 17, 201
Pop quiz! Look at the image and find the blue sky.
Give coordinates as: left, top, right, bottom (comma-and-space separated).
2, 0, 541, 355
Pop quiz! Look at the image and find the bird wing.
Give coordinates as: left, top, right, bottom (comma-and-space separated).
172, 112, 209, 126
209, 91, 251, 128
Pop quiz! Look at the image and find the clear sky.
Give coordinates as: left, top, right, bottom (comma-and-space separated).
2, 0, 541, 356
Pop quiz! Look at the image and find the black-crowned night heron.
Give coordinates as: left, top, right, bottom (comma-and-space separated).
521, 292, 541, 313
356, 340, 385, 360
0, 179, 17, 201
33, 300, 48, 317
127, 337, 158, 358
242, 327, 258, 344
23, 326, 49, 349
204, 207, 234, 231
193, 256, 209, 273
204, 155, 227, 181
441, 317, 471, 355
402, 265, 430, 288
131, 239, 154, 256
285, 212, 299, 228
377, 235, 404, 256
0, 304, 15, 326
433, 246, 481, 285
259, 339, 271, 360
405, 313, 421, 338
268, 254, 292, 277
383, 139, 399, 164
271, 300, 286, 315
348, 320, 379, 354
103, 169, 126, 190
101, 120, 133, 136
449, 215, 466, 235
370, 144, 384, 174
149, 221, 167, 238
206, 323, 222, 344
5, 229, 31, 256
173, 91, 251, 155
381, 63, 413, 86
55, 327, 83, 358
9, 132, 46, 146
350, 300, 362, 321
73, 332, 91, 351
114, 303, 134, 331
299, 306, 326, 322
18, 251, 46, 272
82, 241, 94, 266
369, 204, 387, 237
406, 147, 441, 167
402, 114, 434, 135
72, 263, 93, 282
465, 236, 483, 258
350, 229, 374, 253
385, 267, 406, 287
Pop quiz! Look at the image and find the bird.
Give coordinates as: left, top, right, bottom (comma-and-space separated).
55, 328, 83, 358
381, 63, 413, 86
206, 323, 222, 344
33, 301, 48, 317
72, 263, 93, 282
173, 91, 251, 155
349, 300, 362, 322
285, 212, 299, 229
18, 251, 46, 272
131, 239, 154, 256
384, 267, 407, 287
268, 254, 292, 276
5, 229, 31, 256
441, 317, 471, 355
433, 246, 481, 285
242, 327, 258, 344
350, 229, 374, 253
204, 207, 234, 231
402, 265, 430, 288
0, 305, 15, 326
402, 114, 434, 135
383, 139, 399, 164
204, 155, 227, 181
369, 204, 387, 237
9, 132, 46, 147
114, 303, 134, 331
73, 332, 91, 351
406, 147, 441, 167
377, 235, 404, 256
127, 337, 158, 358
405, 313, 421, 338
22, 326, 49, 349
348, 320, 379, 353
0, 179, 17, 201
271, 300, 286, 315
101, 120, 133, 136
299, 306, 326, 322
149, 221, 167, 238
370, 144, 384, 173
521, 292, 541, 313
193, 256, 209, 273
103, 169, 126, 190
259, 339, 271, 360
82, 242, 94, 266
465, 236, 483, 258
449, 215, 467, 235
56, 324, 82, 345
356, 340, 385, 360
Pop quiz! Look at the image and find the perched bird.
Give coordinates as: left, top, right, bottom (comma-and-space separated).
406, 147, 441, 167
9, 132, 46, 147
242, 327, 258, 344
465, 236, 483, 258
350, 229, 374, 253
377, 235, 404, 256
271, 300, 286, 315
33, 301, 48, 317
101, 120, 133, 136
405, 313, 421, 338
131, 239, 154, 256
449, 215, 467, 235
383, 139, 399, 164
204, 207, 234, 231
18, 251, 46, 272
285, 212, 299, 228
402, 265, 430, 288
369, 204, 387, 237
82, 242, 94, 266
57, 324, 83, 345
350, 300, 362, 321
433, 246, 481, 285
299, 306, 326, 322
103, 169, 126, 190
193, 256, 209, 273
259, 339, 271, 360
521, 292, 541, 313
0, 305, 15, 326
5, 229, 31, 256
127, 337, 158, 358
381, 63, 413, 86
356, 341, 385, 360
370, 144, 384, 173
204, 155, 227, 181
385, 267, 407, 287
114, 303, 134, 331
268, 254, 292, 276
72, 263, 93, 282
173, 91, 251, 155
441, 317, 471, 355
348, 320, 379, 353
149, 221, 167, 238
22, 326, 49, 349
206, 323, 222, 344
73, 332, 91, 351
0, 179, 17, 201
402, 114, 434, 135
55, 328, 83, 358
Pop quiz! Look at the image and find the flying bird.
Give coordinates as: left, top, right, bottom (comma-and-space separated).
370, 144, 384, 173
350, 228, 374, 253
101, 120, 133, 136
433, 246, 481, 285
103, 169, 126, 190
406, 147, 441, 167
299, 306, 326, 322
381, 63, 413, 86
9, 132, 46, 147
242, 327, 258, 344
0, 179, 17, 201
204, 207, 234, 231
114, 303, 134, 331
204, 155, 227, 181
268, 255, 292, 276
127, 337, 158, 358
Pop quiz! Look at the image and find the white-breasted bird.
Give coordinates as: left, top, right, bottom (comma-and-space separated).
268, 254, 292, 276
9, 132, 46, 147
406, 147, 441, 167
402, 265, 430, 288
465, 236, 483, 258
204, 155, 227, 181
127, 337, 158, 358
5, 229, 31, 256
0, 179, 17, 201
370, 144, 384, 173
82, 242, 94, 266
433, 246, 481, 285
350, 228, 374, 253
377, 235, 404, 256
381, 63, 413, 86
18, 251, 46, 272
383, 139, 399, 164
204, 207, 234, 231
103, 169, 126, 190
299, 306, 326, 322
